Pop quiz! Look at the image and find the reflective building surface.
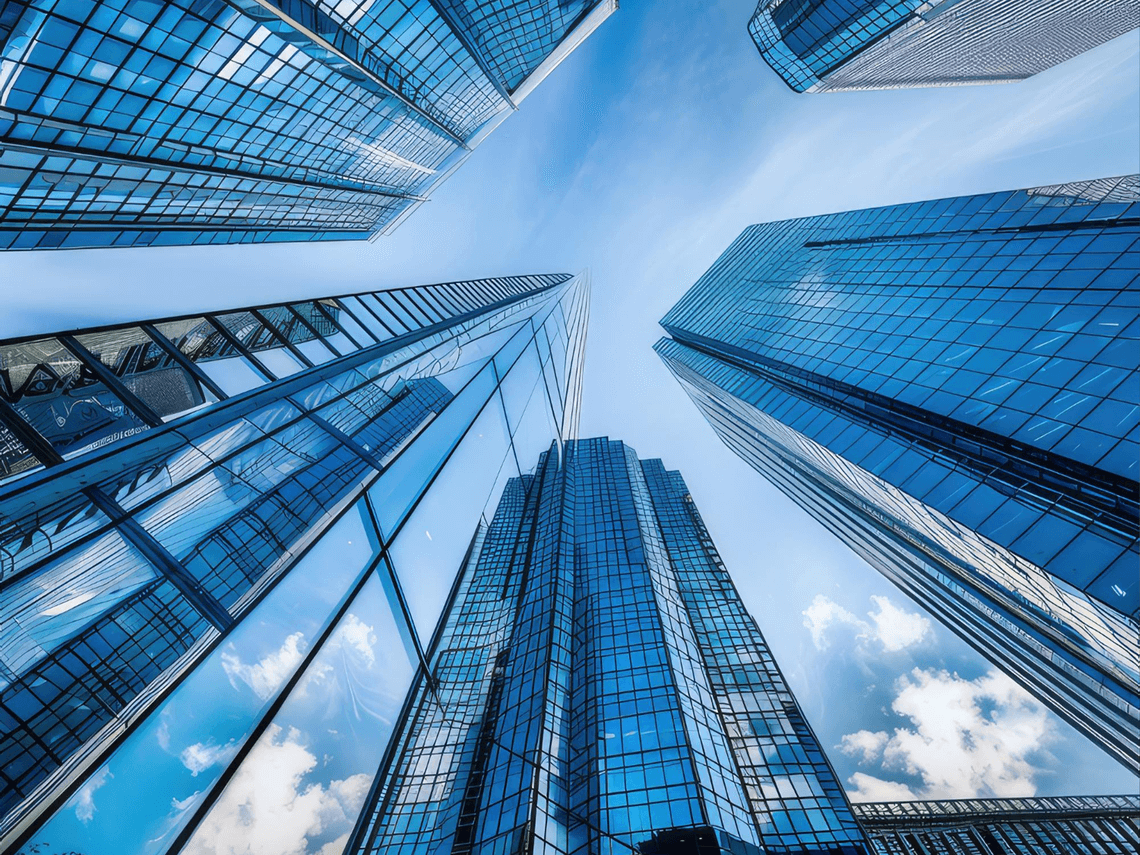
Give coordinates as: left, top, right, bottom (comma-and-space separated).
0, 0, 616, 250
656, 175, 1140, 772
854, 795, 1140, 854
748, 0, 1139, 93
352, 437, 869, 855
1, 270, 589, 854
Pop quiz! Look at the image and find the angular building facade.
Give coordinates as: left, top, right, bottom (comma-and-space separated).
854, 795, 1140, 854
350, 437, 870, 855
0, 270, 589, 854
0, 0, 616, 250
748, 0, 1138, 93
655, 175, 1140, 772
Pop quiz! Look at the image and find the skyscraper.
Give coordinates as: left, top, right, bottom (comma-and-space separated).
351, 437, 870, 855
655, 175, 1140, 772
853, 795, 1140, 854
0, 270, 589, 854
0, 0, 616, 251
748, 0, 1138, 93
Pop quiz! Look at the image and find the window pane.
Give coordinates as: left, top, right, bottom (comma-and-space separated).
76, 327, 219, 421
182, 566, 417, 855
388, 394, 514, 646
0, 337, 150, 458
27, 501, 381, 855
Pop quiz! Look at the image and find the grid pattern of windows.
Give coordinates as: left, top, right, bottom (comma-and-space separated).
749, 0, 1139, 93
854, 795, 1140, 854
656, 175, 1140, 773
0, 272, 588, 852
354, 438, 869, 855
642, 460, 866, 854
0, 0, 612, 249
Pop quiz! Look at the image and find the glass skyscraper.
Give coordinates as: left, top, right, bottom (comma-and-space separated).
0, 0, 616, 250
853, 795, 1140, 854
656, 175, 1140, 773
748, 0, 1139, 93
0, 270, 589, 854
351, 436, 869, 855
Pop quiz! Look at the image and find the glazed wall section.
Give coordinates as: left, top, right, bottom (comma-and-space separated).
354, 438, 869, 855
0, 0, 614, 249
657, 175, 1140, 771
2, 271, 588, 855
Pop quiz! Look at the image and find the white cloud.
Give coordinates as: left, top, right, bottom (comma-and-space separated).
222, 632, 308, 700
70, 765, 112, 823
839, 729, 888, 764
842, 668, 1054, 801
803, 594, 864, 650
182, 724, 371, 855
845, 772, 918, 802
866, 595, 931, 653
803, 594, 930, 653
180, 740, 239, 777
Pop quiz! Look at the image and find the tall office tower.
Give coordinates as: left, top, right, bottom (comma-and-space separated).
655, 175, 1140, 773
853, 795, 1140, 854
0, 0, 616, 251
351, 437, 870, 855
748, 0, 1138, 93
0, 271, 589, 855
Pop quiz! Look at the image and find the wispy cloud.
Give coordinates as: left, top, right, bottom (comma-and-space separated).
180, 740, 240, 777
222, 633, 308, 700
69, 764, 112, 824
803, 593, 931, 653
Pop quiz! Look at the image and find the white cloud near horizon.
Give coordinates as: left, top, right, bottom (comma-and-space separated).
804, 593, 931, 653
182, 724, 370, 855
841, 667, 1055, 801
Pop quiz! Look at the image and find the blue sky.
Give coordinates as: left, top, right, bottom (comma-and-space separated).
2, 0, 1138, 807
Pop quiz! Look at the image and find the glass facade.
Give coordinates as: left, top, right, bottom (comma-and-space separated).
352, 437, 869, 855
0, 0, 616, 250
748, 0, 1139, 93
1, 270, 589, 854
656, 175, 1140, 773
854, 795, 1140, 854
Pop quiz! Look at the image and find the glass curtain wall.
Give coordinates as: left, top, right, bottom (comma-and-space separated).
0, 1, 616, 249
1, 270, 589, 855
352, 438, 869, 855
656, 175, 1140, 772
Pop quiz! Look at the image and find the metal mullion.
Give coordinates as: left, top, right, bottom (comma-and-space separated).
285, 303, 344, 357
399, 288, 440, 326
361, 493, 432, 678
139, 322, 229, 402
83, 486, 233, 630
307, 413, 389, 474
308, 300, 366, 350
166, 547, 389, 855
379, 291, 423, 330
0, 396, 63, 467
202, 314, 278, 381
362, 293, 409, 335
411, 288, 451, 324
450, 281, 481, 312
426, 285, 463, 317
58, 335, 164, 427
415, 286, 450, 318
249, 308, 315, 368
351, 294, 398, 338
